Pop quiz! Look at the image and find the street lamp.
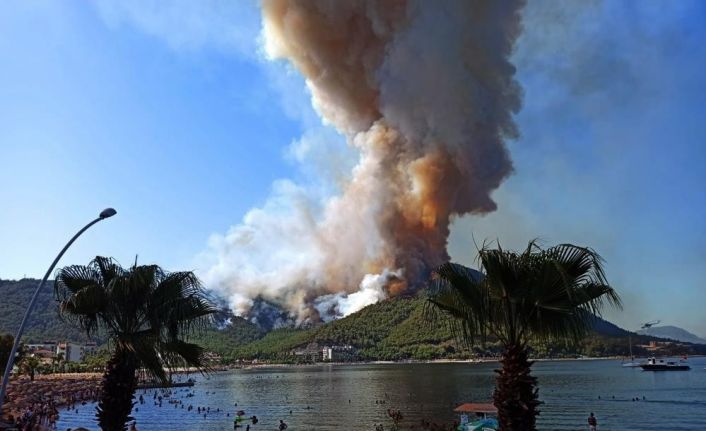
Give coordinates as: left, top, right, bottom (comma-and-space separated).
0, 208, 117, 415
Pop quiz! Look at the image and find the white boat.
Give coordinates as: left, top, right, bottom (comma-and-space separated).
622, 361, 642, 368
622, 336, 642, 367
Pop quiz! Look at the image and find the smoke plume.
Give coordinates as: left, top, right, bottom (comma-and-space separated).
203, 0, 525, 323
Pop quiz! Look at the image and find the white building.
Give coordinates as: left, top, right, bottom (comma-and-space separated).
322, 347, 333, 361
321, 345, 356, 362
56, 342, 86, 362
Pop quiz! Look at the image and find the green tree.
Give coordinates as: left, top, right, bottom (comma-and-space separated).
0, 334, 14, 370
54, 256, 216, 431
426, 241, 621, 430
19, 355, 40, 381
56, 352, 65, 373
83, 350, 110, 372
0, 334, 26, 374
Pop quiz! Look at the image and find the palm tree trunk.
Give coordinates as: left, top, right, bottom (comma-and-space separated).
493, 344, 541, 431
96, 348, 137, 431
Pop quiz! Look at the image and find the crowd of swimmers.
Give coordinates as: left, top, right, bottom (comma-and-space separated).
2, 387, 98, 431
597, 394, 647, 401
117, 387, 291, 431
4, 401, 58, 431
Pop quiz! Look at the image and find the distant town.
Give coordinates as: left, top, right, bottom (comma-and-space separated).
25, 341, 98, 364
292, 343, 357, 363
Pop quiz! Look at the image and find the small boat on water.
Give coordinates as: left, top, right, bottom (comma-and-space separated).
454, 403, 498, 431
622, 336, 642, 367
622, 361, 642, 368
640, 357, 690, 371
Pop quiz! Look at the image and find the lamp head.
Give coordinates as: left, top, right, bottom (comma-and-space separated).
99, 208, 117, 219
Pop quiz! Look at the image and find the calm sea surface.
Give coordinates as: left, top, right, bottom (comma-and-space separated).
58, 357, 706, 431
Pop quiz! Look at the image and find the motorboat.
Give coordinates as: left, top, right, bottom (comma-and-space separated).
454, 403, 498, 431
640, 357, 690, 371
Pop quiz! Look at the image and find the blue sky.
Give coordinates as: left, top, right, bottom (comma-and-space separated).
1, 1, 704, 336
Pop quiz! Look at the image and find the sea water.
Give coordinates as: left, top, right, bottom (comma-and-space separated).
58, 357, 706, 431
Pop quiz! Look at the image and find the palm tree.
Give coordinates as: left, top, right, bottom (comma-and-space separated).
426, 241, 621, 430
20, 355, 40, 381
54, 256, 216, 431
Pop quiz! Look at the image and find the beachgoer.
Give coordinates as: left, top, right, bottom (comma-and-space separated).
130, 421, 138, 431
279, 419, 288, 430
588, 412, 597, 431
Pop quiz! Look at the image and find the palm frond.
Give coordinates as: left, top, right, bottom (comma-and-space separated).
93, 256, 125, 284
120, 333, 168, 383
55, 257, 216, 383
54, 264, 102, 300
425, 262, 492, 347
160, 340, 210, 375
148, 271, 216, 339
427, 240, 623, 349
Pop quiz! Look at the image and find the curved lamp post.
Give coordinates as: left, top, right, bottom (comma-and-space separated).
0, 208, 117, 415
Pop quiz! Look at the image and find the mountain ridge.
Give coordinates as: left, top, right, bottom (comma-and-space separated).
3, 278, 705, 362
637, 325, 706, 344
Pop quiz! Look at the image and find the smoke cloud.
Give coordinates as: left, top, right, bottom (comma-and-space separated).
203, 0, 525, 323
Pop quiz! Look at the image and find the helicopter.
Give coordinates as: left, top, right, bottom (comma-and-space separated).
641, 320, 661, 329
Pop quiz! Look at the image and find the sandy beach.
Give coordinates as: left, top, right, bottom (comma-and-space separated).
1, 373, 101, 429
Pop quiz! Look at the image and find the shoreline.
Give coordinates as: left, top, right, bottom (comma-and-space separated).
227, 354, 706, 370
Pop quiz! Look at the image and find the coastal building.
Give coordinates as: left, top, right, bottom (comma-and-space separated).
294, 343, 359, 363
31, 349, 57, 365
84, 341, 98, 356
26, 342, 57, 353
639, 340, 680, 352
293, 342, 322, 362
321, 345, 357, 362
56, 341, 97, 362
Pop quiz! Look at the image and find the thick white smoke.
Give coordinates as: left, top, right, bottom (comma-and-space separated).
314, 269, 402, 321
202, 0, 525, 323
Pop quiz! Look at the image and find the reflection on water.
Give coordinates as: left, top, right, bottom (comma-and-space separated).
58, 357, 706, 431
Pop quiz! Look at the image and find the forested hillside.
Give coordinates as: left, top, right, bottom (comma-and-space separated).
206, 294, 695, 363
216, 296, 460, 362
4, 278, 704, 363
0, 278, 89, 342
